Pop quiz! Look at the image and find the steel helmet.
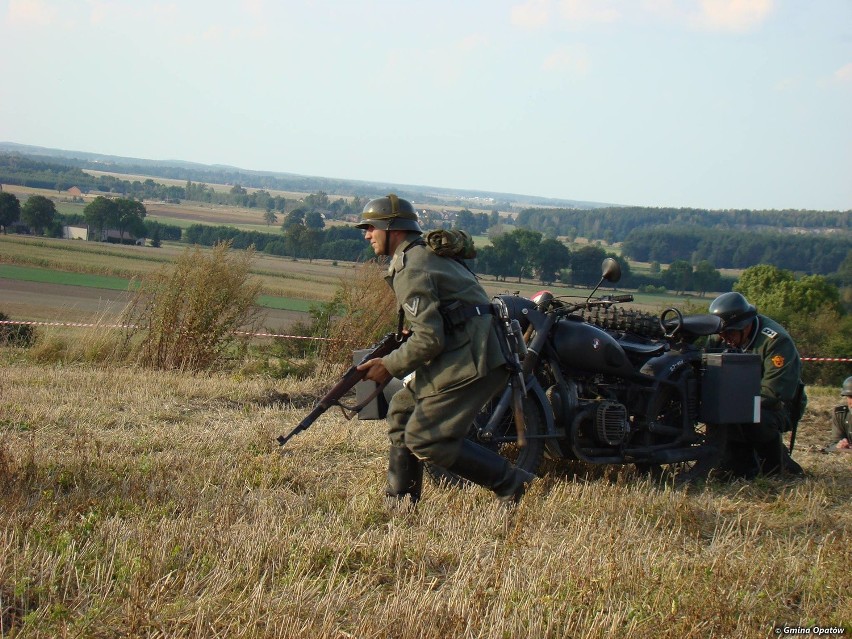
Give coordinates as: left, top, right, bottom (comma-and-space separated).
842, 376, 852, 397
355, 194, 422, 233
709, 292, 757, 331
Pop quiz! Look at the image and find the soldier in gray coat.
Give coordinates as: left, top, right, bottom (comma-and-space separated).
826, 376, 852, 452
707, 292, 805, 477
355, 194, 533, 506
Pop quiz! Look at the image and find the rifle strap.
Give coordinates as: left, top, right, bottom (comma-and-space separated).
338, 377, 394, 420
397, 307, 405, 337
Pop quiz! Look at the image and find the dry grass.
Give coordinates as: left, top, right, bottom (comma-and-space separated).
122, 243, 263, 372
314, 260, 400, 378
0, 353, 849, 638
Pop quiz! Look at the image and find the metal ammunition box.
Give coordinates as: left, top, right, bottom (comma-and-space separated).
352, 349, 404, 420
699, 352, 762, 424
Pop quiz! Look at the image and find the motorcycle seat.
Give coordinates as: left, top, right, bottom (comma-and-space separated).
678, 314, 723, 337
619, 339, 667, 357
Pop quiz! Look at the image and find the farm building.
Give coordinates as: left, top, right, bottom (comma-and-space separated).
63, 225, 88, 240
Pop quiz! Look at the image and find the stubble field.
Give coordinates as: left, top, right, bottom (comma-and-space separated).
0, 357, 849, 638
1, 193, 850, 637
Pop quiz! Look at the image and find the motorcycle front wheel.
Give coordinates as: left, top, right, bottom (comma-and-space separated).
425, 392, 547, 488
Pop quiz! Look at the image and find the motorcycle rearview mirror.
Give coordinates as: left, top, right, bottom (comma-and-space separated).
601, 257, 621, 283
585, 258, 622, 305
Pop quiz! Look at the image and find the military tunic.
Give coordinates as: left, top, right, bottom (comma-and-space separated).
381, 232, 508, 467
707, 314, 805, 431
706, 314, 808, 479
828, 405, 851, 449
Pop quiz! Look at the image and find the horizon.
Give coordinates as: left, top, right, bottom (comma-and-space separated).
1, 0, 850, 211
2, 138, 851, 214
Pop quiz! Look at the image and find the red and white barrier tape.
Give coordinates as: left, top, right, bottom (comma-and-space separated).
1, 320, 850, 356
0, 320, 332, 342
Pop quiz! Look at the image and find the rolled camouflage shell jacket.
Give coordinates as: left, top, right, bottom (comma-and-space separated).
380, 233, 506, 399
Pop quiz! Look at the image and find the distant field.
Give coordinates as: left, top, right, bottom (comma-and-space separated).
0, 264, 138, 291
1, 181, 725, 332
0, 235, 356, 331
0, 231, 713, 334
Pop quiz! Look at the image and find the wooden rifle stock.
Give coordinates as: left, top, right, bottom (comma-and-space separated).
276, 332, 408, 447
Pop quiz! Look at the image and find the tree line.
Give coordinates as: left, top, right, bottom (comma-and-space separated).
516, 206, 851, 277
183, 223, 369, 263
517, 206, 850, 239
621, 226, 852, 277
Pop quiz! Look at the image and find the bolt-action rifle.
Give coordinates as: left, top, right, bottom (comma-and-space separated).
276, 331, 409, 447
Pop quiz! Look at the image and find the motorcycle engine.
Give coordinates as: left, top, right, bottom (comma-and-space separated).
594, 401, 630, 446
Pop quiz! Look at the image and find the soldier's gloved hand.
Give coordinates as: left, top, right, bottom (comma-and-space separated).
760, 395, 782, 410
357, 357, 393, 385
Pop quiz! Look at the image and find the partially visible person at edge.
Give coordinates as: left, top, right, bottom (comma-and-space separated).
706, 292, 805, 477
826, 376, 852, 452
354, 194, 533, 506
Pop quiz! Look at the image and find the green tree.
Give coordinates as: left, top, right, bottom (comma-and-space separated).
0, 192, 21, 233
485, 233, 524, 282
149, 222, 163, 248
84, 196, 117, 239
455, 209, 475, 231
285, 223, 308, 257
734, 264, 849, 385
535, 238, 571, 284
692, 260, 721, 297
281, 208, 305, 231
733, 265, 795, 318
115, 198, 147, 241
263, 209, 278, 226
304, 191, 330, 209
305, 210, 325, 230
570, 245, 608, 287
20, 195, 56, 235
663, 260, 693, 295
302, 228, 323, 262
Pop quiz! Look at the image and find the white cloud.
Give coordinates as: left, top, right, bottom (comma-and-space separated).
690, 0, 775, 32
7, 0, 58, 26
833, 62, 852, 85
241, 0, 264, 18
542, 44, 590, 74
556, 0, 622, 25
511, 0, 551, 29
459, 33, 489, 52
511, 0, 622, 29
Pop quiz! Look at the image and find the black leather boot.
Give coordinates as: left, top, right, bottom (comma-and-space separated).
386, 445, 423, 505
754, 438, 803, 477
446, 439, 534, 506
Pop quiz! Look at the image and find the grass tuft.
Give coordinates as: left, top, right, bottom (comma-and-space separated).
122, 241, 263, 372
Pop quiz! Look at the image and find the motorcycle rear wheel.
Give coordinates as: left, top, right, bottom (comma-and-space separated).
634, 380, 729, 484
425, 393, 546, 488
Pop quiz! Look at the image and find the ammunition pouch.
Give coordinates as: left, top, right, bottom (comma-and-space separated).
439, 300, 494, 331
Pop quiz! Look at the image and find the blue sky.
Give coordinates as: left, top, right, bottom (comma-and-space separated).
1, 0, 850, 211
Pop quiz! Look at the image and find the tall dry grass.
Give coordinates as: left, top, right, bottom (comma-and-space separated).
0, 356, 849, 638
122, 242, 263, 372
313, 260, 399, 378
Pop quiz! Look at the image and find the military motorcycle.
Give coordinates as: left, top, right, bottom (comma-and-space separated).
423, 258, 762, 485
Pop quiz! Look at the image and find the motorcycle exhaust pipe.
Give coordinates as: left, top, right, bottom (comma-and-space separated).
643, 446, 713, 465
